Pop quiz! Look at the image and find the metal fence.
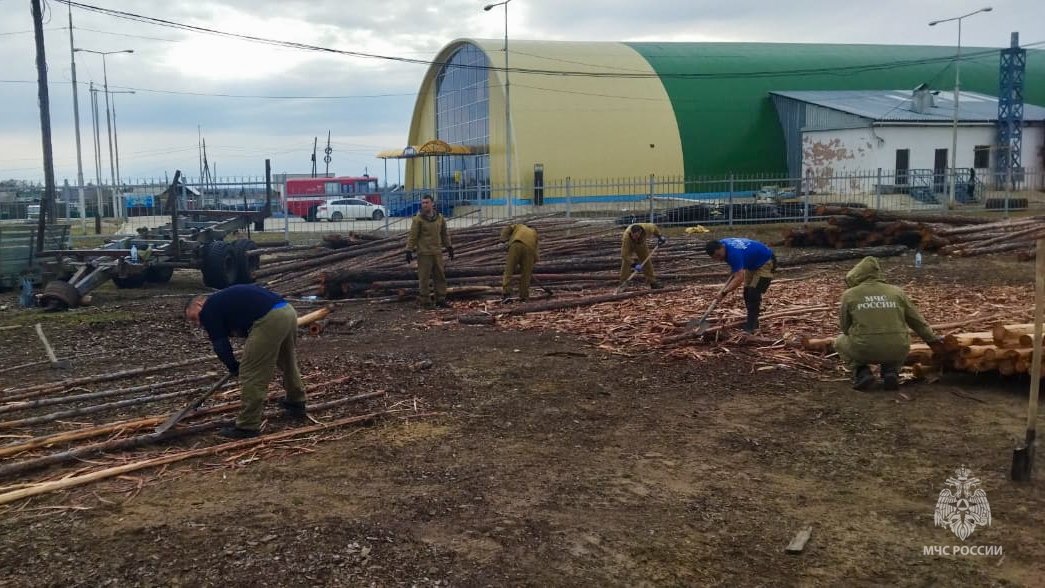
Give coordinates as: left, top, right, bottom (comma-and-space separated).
2, 169, 1042, 244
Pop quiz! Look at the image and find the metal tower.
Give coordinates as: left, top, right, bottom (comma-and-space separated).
996, 32, 1026, 187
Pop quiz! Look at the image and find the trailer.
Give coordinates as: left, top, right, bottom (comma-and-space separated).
37, 170, 271, 311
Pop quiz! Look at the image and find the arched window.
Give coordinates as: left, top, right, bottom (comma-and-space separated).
435, 44, 490, 201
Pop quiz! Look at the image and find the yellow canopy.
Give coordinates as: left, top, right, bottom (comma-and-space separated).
376, 140, 472, 159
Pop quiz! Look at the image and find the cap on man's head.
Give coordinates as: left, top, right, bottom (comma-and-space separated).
705, 240, 723, 256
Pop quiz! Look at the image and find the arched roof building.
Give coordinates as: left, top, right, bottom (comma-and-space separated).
404, 39, 1045, 203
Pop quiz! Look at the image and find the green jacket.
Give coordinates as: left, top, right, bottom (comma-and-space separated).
838, 257, 938, 361
408, 212, 451, 255
500, 224, 539, 260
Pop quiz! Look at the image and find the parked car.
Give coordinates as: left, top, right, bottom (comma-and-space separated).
315, 198, 387, 221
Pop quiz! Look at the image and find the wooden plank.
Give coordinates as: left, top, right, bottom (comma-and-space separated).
785, 526, 813, 554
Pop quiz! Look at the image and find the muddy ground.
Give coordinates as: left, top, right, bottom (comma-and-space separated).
0, 253, 1042, 587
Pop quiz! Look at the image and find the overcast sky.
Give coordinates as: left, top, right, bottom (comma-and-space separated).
1, 0, 1042, 185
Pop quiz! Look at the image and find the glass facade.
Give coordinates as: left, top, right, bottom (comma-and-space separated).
435, 44, 491, 201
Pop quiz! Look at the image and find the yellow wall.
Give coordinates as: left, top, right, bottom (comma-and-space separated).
406, 39, 684, 194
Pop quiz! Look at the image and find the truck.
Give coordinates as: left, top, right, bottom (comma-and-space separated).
37, 170, 271, 311
285, 175, 380, 220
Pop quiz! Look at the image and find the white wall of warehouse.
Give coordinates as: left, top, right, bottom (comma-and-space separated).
801, 124, 1044, 178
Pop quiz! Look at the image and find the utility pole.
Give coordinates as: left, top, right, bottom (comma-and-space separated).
67, 4, 87, 232
311, 137, 318, 177
89, 82, 103, 229
31, 0, 58, 252
324, 130, 333, 176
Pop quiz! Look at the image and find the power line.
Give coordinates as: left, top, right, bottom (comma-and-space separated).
55, 0, 1044, 81
0, 78, 416, 100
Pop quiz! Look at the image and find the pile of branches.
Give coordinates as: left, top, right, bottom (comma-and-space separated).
256, 217, 912, 302
780, 206, 1045, 260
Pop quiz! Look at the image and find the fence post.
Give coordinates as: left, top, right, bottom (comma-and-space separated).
565, 177, 572, 219
727, 173, 734, 227
875, 168, 883, 210
802, 178, 810, 224
648, 173, 655, 223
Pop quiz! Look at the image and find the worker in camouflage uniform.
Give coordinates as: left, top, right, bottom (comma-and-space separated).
500, 223, 539, 302
406, 194, 454, 309
620, 223, 665, 289
835, 256, 944, 391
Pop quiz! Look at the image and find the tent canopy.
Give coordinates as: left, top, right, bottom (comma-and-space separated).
376, 139, 472, 159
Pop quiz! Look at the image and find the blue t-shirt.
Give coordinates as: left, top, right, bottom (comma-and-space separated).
721, 238, 774, 273
199, 284, 285, 372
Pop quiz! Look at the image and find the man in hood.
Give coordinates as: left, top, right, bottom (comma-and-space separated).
835, 256, 944, 391
406, 194, 453, 309
499, 223, 539, 302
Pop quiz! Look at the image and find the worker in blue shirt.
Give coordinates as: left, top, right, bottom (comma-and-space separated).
705, 238, 777, 334
185, 284, 307, 438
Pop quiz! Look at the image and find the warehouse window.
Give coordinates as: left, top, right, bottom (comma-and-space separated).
973, 145, 990, 169
435, 44, 490, 201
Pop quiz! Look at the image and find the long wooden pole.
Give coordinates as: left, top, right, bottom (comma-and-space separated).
1020, 238, 1044, 477
0, 412, 387, 506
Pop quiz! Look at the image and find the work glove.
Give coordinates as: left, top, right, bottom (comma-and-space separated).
405, 250, 414, 264
928, 340, 946, 356
446, 247, 455, 261
631, 263, 643, 273
657, 236, 667, 247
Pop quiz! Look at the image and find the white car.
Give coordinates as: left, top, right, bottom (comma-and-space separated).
315, 198, 387, 221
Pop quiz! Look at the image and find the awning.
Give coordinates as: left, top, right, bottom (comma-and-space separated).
376, 139, 472, 159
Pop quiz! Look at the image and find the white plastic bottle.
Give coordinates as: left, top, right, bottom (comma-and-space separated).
130, 244, 139, 263
914, 250, 923, 269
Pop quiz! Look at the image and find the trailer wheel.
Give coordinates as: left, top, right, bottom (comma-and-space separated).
40, 280, 81, 310
112, 274, 147, 289
231, 239, 258, 284
201, 240, 237, 289
144, 265, 175, 283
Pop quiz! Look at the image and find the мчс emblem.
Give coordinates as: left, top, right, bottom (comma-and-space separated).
934, 466, 991, 541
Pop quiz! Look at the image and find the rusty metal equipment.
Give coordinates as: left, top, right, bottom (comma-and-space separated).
37, 170, 270, 310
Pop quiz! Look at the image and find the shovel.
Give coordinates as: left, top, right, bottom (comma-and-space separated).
34, 323, 70, 369
686, 281, 730, 334
155, 372, 235, 434
1012, 237, 1044, 481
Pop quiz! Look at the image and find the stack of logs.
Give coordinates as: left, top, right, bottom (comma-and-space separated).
908, 323, 1044, 376
780, 206, 1045, 260
256, 218, 913, 301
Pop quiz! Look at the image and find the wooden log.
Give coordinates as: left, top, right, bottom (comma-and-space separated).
506, 286, 683, 317
993, 324, 1040, 344
959, 345, 995, 359
943, 332, 993, 352
0, 391, 384, 479
0, 373, 217, 416
296, 307, 332, 326
0, 411, 389, 506
998, 359, 1016, 376
0, 356, 215, 402
800, 337, 835, 352
1018, 333, 1044, 347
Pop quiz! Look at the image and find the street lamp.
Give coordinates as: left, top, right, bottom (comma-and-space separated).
73, 48, 133, 206
483, 0, 513, 217
929, 6, 991, 207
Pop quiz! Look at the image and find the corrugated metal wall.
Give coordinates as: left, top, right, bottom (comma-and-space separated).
771, 95, 869, 177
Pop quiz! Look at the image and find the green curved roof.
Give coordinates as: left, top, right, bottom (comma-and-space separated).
626, 42, 1045, 177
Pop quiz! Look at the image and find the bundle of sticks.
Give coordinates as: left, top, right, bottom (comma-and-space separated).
780, 206, 1045, 260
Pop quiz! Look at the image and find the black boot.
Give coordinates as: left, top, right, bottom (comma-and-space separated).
881, 364, 900, 391
742, 287, 761, 334
219, 424, 260, 439
279, 398, 307, 420
852, 366, 875, 391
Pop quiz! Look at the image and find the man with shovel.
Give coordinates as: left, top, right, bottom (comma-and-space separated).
407, 194, 454, 309
620, 223, 666, 290
705, 237, 776, 334
185, 284, 307, 438
835, 256, 944, 391
499, 223, 539, 303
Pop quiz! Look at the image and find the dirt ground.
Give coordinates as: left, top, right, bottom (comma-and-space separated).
0, 253, 1043, 587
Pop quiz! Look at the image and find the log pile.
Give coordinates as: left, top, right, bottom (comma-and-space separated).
780, 206, 1045, 260
255, 218, 913, 301
917, 323, 1044, 376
